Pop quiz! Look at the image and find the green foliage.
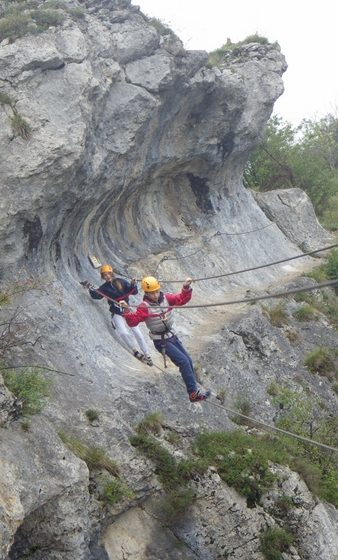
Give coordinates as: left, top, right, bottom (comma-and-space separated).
272, 495, 295, 516
85, 409, 99, 423
136, 411, 163, 436
148, 17, 174, 36
292, 303, 318, 321
101, 477, 134, 505
68, 7, 85, 19
260, 527, 293, 560
294, 278, 338, 329
165, 430, 180, 445
244, 114, 338, 227
267, 380, 280, 396
327, 250, 338, 294
11, 112, 31, 139
130, 430, 207, 519
194, 431, 280, 507
207, 34, 272, 67
194, 384, 338, 508
29, 8, 65, 27
59, 432, 119, 475
0, 2, 65, 42
304, 347, 336, 379
232, 395, 253, 426
271, 387, 338, 506
3, 368, 51, 414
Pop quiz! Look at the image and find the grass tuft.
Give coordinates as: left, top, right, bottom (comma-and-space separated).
101, 477, 134, 505
58, 432, 119, 476
3, 368, 51, 414
136, 411, 163, 436
260, 526, 293, 560
304, 347, 336, 379
11, 112, 31, 139
85, 409, 99, 423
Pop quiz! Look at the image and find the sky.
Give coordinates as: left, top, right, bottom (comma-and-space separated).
131, 0, 338, 127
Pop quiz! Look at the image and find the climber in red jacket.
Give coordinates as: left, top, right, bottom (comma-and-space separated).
120, 276, 210, 402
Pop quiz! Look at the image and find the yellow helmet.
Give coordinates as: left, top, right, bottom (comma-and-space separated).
141, 276, 160, 292
100, 264, 113, 276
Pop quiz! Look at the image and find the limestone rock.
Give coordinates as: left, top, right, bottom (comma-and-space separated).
254, 188, 333, 251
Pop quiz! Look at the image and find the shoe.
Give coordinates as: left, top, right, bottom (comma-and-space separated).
143, 355, 153, 367
189, 388, 211, 402
133, 350, 145, 362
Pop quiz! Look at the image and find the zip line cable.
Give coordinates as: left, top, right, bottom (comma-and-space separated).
152, 278, 338, 310
87, 278, 338, 310
157, 242, 338, 283
151, 362, 338, 454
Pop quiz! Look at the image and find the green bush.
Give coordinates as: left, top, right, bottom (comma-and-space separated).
3, 368, 51, 414
195, 431, 281, 507
29, 8, 65, 28
130, 430, 207, 519
85, 409, 99, 423
272, 495, 295, 517
260, 527, 293, 560
244, 114, 338, 227
101, 477, 134, 505
293, 303, 318, 321
0, 12, 31, 42
304, 347, 336, 379
0, 4, 65, 42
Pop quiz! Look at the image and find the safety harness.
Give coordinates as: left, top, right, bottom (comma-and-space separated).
143, 293, 176, 368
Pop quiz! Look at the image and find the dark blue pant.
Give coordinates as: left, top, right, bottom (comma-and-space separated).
154, 336, 197, 394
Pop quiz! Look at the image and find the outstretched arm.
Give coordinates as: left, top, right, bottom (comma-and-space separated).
166, 277, 193, 307
121, 302, 150, 327
80, 281, 104, 300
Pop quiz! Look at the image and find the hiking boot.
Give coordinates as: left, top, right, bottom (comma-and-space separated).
143, 355, 153, 367
133, 350, 145, 362
189, 388, 211, 403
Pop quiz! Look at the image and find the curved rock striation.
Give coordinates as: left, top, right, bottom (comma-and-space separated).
0, 1, 336, 559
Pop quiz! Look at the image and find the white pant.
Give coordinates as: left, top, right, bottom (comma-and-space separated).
112, 313, 148, 355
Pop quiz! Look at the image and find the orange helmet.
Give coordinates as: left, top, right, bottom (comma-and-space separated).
100, 264, 113, 276
141, 276, 160, 292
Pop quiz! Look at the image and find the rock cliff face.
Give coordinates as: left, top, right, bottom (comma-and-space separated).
0, 1, 336, 559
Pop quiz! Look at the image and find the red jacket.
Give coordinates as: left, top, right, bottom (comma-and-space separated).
123, 287, 192, 328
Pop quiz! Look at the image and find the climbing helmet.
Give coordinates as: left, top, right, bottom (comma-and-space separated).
141, 276, 160, 292
100, 264, 113, 276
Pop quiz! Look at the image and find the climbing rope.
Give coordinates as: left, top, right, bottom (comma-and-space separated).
110, 278, 338, 310
157, 242, 338, 283
150, 362, 338, 454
